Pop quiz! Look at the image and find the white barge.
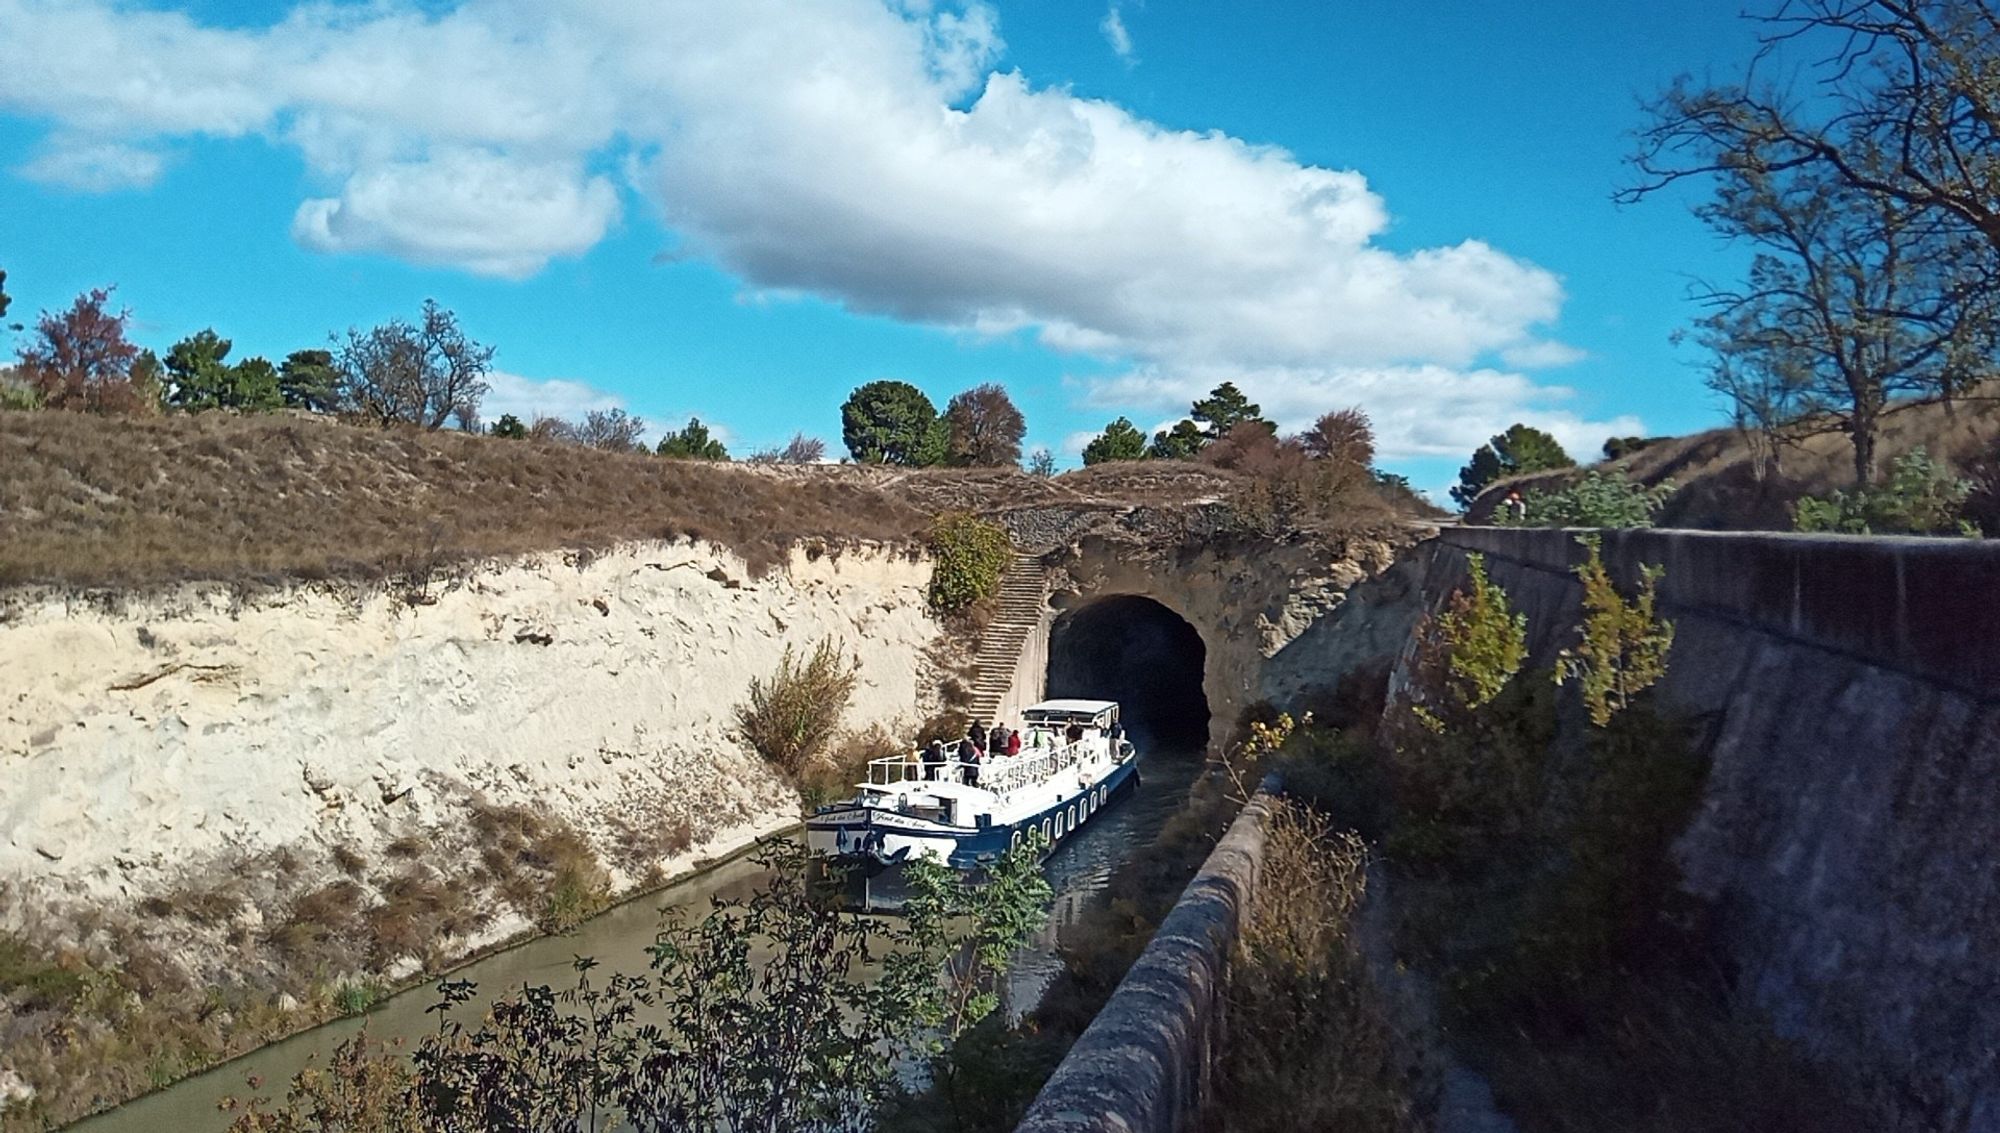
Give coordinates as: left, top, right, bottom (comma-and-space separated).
805, 699, 1138, 907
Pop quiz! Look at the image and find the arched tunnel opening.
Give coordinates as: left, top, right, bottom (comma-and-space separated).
1045, 595, 1210, 755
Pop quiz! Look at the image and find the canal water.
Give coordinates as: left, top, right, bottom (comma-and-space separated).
71, 744, 1203, 1132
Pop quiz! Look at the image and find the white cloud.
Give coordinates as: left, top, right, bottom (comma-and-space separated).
292, 151, 620, 278
480, 371, 625, 425
1500, 339, 1588, 369
0, 0, 1636, 445
1100, 4, 1134, 62
17, 136, 165, 191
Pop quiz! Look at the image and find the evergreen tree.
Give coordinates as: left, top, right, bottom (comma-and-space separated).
657, 417, 730, 460
1190, 380, 1269, 439
1082, 417, 1147, 465
1452, 423, 1575, 509
164, 329, 282, 411
840, 380, 943, 465
1148, 419, 1207, 460
278, 348, 341, 412
489, 413, 528, 439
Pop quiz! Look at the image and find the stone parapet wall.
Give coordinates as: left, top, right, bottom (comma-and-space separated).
1437, 526, 2000, 702
1015, 785, 1275, 1133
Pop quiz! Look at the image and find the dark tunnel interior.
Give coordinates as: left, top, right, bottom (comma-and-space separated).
1045, 595, 1210, 754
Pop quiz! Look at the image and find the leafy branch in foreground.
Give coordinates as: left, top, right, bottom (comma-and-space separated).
227, 839, 1051, 1133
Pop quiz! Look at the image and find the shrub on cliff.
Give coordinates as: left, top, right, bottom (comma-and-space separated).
1793, 447, 1972, 535
735, 638, 861, 777
1496, 471, 1673, 529
926, 511, 1012, 614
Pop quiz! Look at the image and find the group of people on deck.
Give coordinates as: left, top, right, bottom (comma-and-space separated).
917, 717, 1123, 786
919, 720, 1016, 784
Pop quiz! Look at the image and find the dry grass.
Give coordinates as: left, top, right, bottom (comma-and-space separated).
468, 801, 613, 933
1471, 395, 2000, 529
1218, 798, 1424, 1133
363, 864, 487, 970
0, 411, 1429, 590
0, 411, 928, 587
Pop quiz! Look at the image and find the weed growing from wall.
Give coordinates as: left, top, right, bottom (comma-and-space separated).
1399, 554, 1526, 735
1555, 536, 1675, 727
925, 511, 1013, 613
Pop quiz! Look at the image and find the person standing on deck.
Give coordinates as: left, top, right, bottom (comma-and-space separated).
923, 740, 946, 781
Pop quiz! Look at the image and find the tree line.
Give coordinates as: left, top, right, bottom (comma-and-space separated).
0, 279, 831, 462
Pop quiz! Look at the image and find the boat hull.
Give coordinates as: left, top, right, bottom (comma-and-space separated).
808, 757, 1139, 909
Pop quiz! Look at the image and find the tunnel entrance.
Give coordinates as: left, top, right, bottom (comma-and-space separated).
1045, 595, 1210, 755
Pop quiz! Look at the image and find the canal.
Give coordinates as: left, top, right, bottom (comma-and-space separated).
72, 743, 1204, 1132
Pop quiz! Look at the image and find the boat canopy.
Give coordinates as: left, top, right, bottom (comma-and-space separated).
1022, 699, 1119, 727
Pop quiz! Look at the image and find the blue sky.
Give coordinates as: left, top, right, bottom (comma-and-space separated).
0, 0, 1768, 496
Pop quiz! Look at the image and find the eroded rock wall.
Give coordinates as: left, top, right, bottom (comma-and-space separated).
0, 542, 942, 911
1045, 527, 1418, 750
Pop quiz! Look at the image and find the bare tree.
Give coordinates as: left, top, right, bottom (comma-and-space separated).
780, 432, 827, 463
1626, 2, 2000, 484
575, 408, 647, 452
529, 414, 579, 444
941, 383, 1026, 467
334, 299, 493, 429
1298, 407, 1376, 469
1685, 161, 1998, 484
1625, 2, 2000, 257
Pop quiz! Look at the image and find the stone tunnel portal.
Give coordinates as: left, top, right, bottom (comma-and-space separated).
1045, 594, 1210, 755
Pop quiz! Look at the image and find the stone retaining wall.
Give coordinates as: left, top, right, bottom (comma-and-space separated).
1432, 526, 2000, 1130
1015, 784, 1276, 1133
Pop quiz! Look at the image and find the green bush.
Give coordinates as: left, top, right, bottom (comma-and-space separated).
926, 511, 1012, 613
1793, 448, 1973, 535
733, 638, 861, 777
1497, 471, 1673, 529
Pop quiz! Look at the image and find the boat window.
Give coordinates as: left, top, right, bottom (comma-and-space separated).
1069, 805, 1077, 827
1010, 831, 1020, 851
1042, 818, 1052, 841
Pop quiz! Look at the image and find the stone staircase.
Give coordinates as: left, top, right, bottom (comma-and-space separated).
966, 553, 1050, 726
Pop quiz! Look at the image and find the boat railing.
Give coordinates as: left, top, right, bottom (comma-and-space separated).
865, 739, 1098, 796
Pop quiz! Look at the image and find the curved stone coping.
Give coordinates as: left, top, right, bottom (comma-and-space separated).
1435, 526, 2000, 702
1016, 777, 1278, 1133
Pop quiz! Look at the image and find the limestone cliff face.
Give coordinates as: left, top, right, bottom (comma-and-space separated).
0, 542, 941, 909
